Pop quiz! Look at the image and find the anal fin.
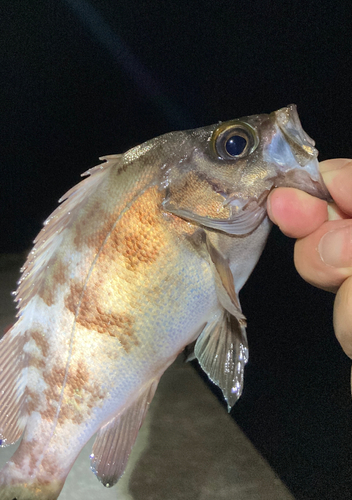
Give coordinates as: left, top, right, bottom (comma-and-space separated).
90, 378, 159, 487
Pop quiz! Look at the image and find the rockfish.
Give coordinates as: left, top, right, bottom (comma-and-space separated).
0, 105, 329, 499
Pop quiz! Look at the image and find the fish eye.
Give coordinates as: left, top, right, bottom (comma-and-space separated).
225, 135, 247, 157
212, 121, 258, 160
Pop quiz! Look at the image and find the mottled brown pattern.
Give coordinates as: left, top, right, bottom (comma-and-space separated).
26, 389, 41, 414
64, 280, 83, 315
56, 358, 106, 425
65, 187, 165, 352
97, 186, 165, 271
42, 365, 64, 421
37, 359, 106, 425
38, 256, 70, 307
72, 199, 109, 252
31, 329, 50, 358
64, 281, 138, 352
65, 360, 89, 397
63, 187, 169, 352
41, 454, 63, 477
29, 356, 46, 371
27, 330, 50, 383
10, 439, 64, 489
12, 439, 38, 475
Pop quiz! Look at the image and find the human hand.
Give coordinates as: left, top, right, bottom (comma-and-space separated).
267, 159, 352, 359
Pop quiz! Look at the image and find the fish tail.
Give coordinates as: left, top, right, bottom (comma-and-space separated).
0, 428, 72, 500
0, 464, 64, 500
0, 484, 63, 500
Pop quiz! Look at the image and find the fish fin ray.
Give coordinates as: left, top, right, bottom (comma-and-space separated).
195, 310, 248, 411
90, 378, 159, 486
205, 235, 246, 324
163, 201, 266, 235
15, 156, 120, 313
0, 328, 28, 446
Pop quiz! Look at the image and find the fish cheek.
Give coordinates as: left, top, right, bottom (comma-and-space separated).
166, 171, 231, 220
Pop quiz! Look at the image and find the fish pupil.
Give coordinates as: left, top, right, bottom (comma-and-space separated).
225, 135, 247, 156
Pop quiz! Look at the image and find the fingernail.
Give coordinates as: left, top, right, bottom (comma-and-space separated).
318, 225, 352, 268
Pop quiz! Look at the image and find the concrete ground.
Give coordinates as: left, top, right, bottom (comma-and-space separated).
0, 254, 294, 499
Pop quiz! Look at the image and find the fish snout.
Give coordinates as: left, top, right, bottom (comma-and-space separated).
275, 158, 332, 201
270, 105, 332, 202
274, 104, 318, 161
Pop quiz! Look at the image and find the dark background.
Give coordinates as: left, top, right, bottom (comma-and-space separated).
1, 1, 352, 498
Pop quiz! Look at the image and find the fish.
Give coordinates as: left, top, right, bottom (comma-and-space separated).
0, 104, 330, 499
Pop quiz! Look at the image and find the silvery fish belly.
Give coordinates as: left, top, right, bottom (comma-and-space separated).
0, 105, 329, 499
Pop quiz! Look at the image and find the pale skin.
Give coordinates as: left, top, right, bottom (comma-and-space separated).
267, 158, 352, 365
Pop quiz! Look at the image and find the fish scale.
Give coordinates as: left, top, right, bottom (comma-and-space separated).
0, 105, 330, 499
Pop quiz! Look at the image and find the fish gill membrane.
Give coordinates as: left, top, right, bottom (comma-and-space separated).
0, 105, 330, 499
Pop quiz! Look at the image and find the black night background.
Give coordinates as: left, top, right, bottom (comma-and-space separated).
1, 1, 352, 498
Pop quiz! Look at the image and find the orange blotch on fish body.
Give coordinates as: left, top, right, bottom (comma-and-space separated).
64, 280, 138, 352
38, 256, 70, 307
12, 439, 39, 476
37, 357, 106, 425
31, 329, 50, 358
99, 186, 167, 272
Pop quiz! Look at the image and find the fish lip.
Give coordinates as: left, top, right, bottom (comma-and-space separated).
270, 105, 332, 202
274, 166, 332, 202
273, 104, 319, 164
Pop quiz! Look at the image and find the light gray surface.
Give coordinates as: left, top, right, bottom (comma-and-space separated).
0, 254, 294, 499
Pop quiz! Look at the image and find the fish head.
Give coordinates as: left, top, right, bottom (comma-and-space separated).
162, 104, 330, 235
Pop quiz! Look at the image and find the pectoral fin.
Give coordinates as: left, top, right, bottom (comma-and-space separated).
195, 236, 249, 410
195, 310, 248, 411
90, 378, 159, 487
206, 235, 246, 325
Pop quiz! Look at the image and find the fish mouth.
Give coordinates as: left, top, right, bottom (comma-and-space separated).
274, 165, 332, 201
272, 105, 332, 202
274, 104, 318, 164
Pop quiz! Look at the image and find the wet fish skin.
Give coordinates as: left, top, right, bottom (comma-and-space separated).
0, 105, 329, 499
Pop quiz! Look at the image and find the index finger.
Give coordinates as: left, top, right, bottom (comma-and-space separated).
320, 159, 352, 217
267, 188, 328, 239
267, 158, 352, 239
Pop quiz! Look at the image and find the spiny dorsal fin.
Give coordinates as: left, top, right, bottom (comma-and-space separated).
15, 156, 121, 313
90, 378, 159, 487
